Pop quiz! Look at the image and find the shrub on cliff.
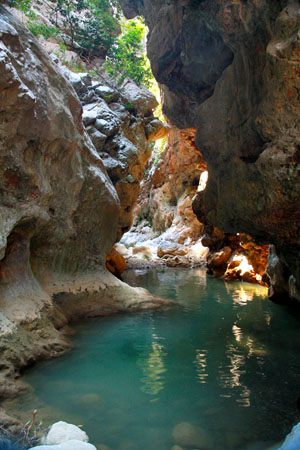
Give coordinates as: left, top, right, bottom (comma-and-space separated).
104, 18, 153, 87
5, 0, 154, 87
50, 0, 121, 58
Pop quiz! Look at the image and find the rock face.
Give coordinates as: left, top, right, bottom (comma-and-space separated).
122, 125, 267, 279
120, 127, 210, 268
0, 5, 172, 410
136, 127, 205, 242
61, 69, 167, 239
119, 0, 300, 303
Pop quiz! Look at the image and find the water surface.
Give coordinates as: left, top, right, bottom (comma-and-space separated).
8, 269, 300, 449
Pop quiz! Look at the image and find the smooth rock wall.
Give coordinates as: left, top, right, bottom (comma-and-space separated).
0, 5, 172, 415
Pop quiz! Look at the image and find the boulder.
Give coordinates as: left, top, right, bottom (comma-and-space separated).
145, 119, 171, 142
207, 247, 232, 269
44, 421, 89, 445
95, 85, 119, 103
122, 81, 158, 116
157, 243, 188, 258
172, 422, 213, 449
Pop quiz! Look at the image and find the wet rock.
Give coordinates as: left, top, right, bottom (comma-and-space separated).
97, 445, 112, 450
265, 245, 289, 302
119, 440, 139, 450
172, 422, 213, 449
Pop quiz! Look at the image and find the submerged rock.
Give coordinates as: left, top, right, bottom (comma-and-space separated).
172, 422, 213, 449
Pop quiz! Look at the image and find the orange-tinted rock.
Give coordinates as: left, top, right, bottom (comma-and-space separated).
106, 247, 126, 278
135, 127, 206, 243
207, 247, 232, 269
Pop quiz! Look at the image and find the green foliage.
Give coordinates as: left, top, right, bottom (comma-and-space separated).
104, 18, 153, 87
50, 0, 120, 58
5, 0, 31, 12
28, 22, 59, 39
8, 0, 157, 89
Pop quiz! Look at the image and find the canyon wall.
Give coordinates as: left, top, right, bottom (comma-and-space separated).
136, 127, 205, 242
119, 0, 300, 303
0, 5, 169, 411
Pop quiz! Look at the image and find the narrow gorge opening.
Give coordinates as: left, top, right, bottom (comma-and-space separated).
1, 1, 300, 450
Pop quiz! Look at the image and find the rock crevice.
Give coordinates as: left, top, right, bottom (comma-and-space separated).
119, 0, 300, 303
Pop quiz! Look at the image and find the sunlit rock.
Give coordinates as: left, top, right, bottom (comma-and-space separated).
145, 118, 171, 142
157, 242, 188, 258
122, 81, 158, 116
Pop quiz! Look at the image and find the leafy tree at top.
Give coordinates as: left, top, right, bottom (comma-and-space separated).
5, 0, 155, 87
104, 18, 153, 87
50, 0, 121, 58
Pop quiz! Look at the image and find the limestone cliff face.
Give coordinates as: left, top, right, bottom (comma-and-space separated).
0, 6, 170, 407
136, 127, 205, 242
61, 69, 166, 240
120, 0, 300, 303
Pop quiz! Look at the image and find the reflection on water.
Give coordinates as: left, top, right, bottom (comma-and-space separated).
6, 268, 300, 450
194, 349, 208, 384
138, 333, 167, 398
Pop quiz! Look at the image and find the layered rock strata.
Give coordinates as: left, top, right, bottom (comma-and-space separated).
0, 5, 171, 418
120, 0, 300, 303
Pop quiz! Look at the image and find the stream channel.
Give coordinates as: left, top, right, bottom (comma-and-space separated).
5, 268, 300, 449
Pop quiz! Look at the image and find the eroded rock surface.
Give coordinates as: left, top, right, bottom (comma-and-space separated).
60, 68, 168, 239
121, 127, 209, 268
0, 5, 172, 414
120, 0, 300, 303
121, 125, 267, 280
